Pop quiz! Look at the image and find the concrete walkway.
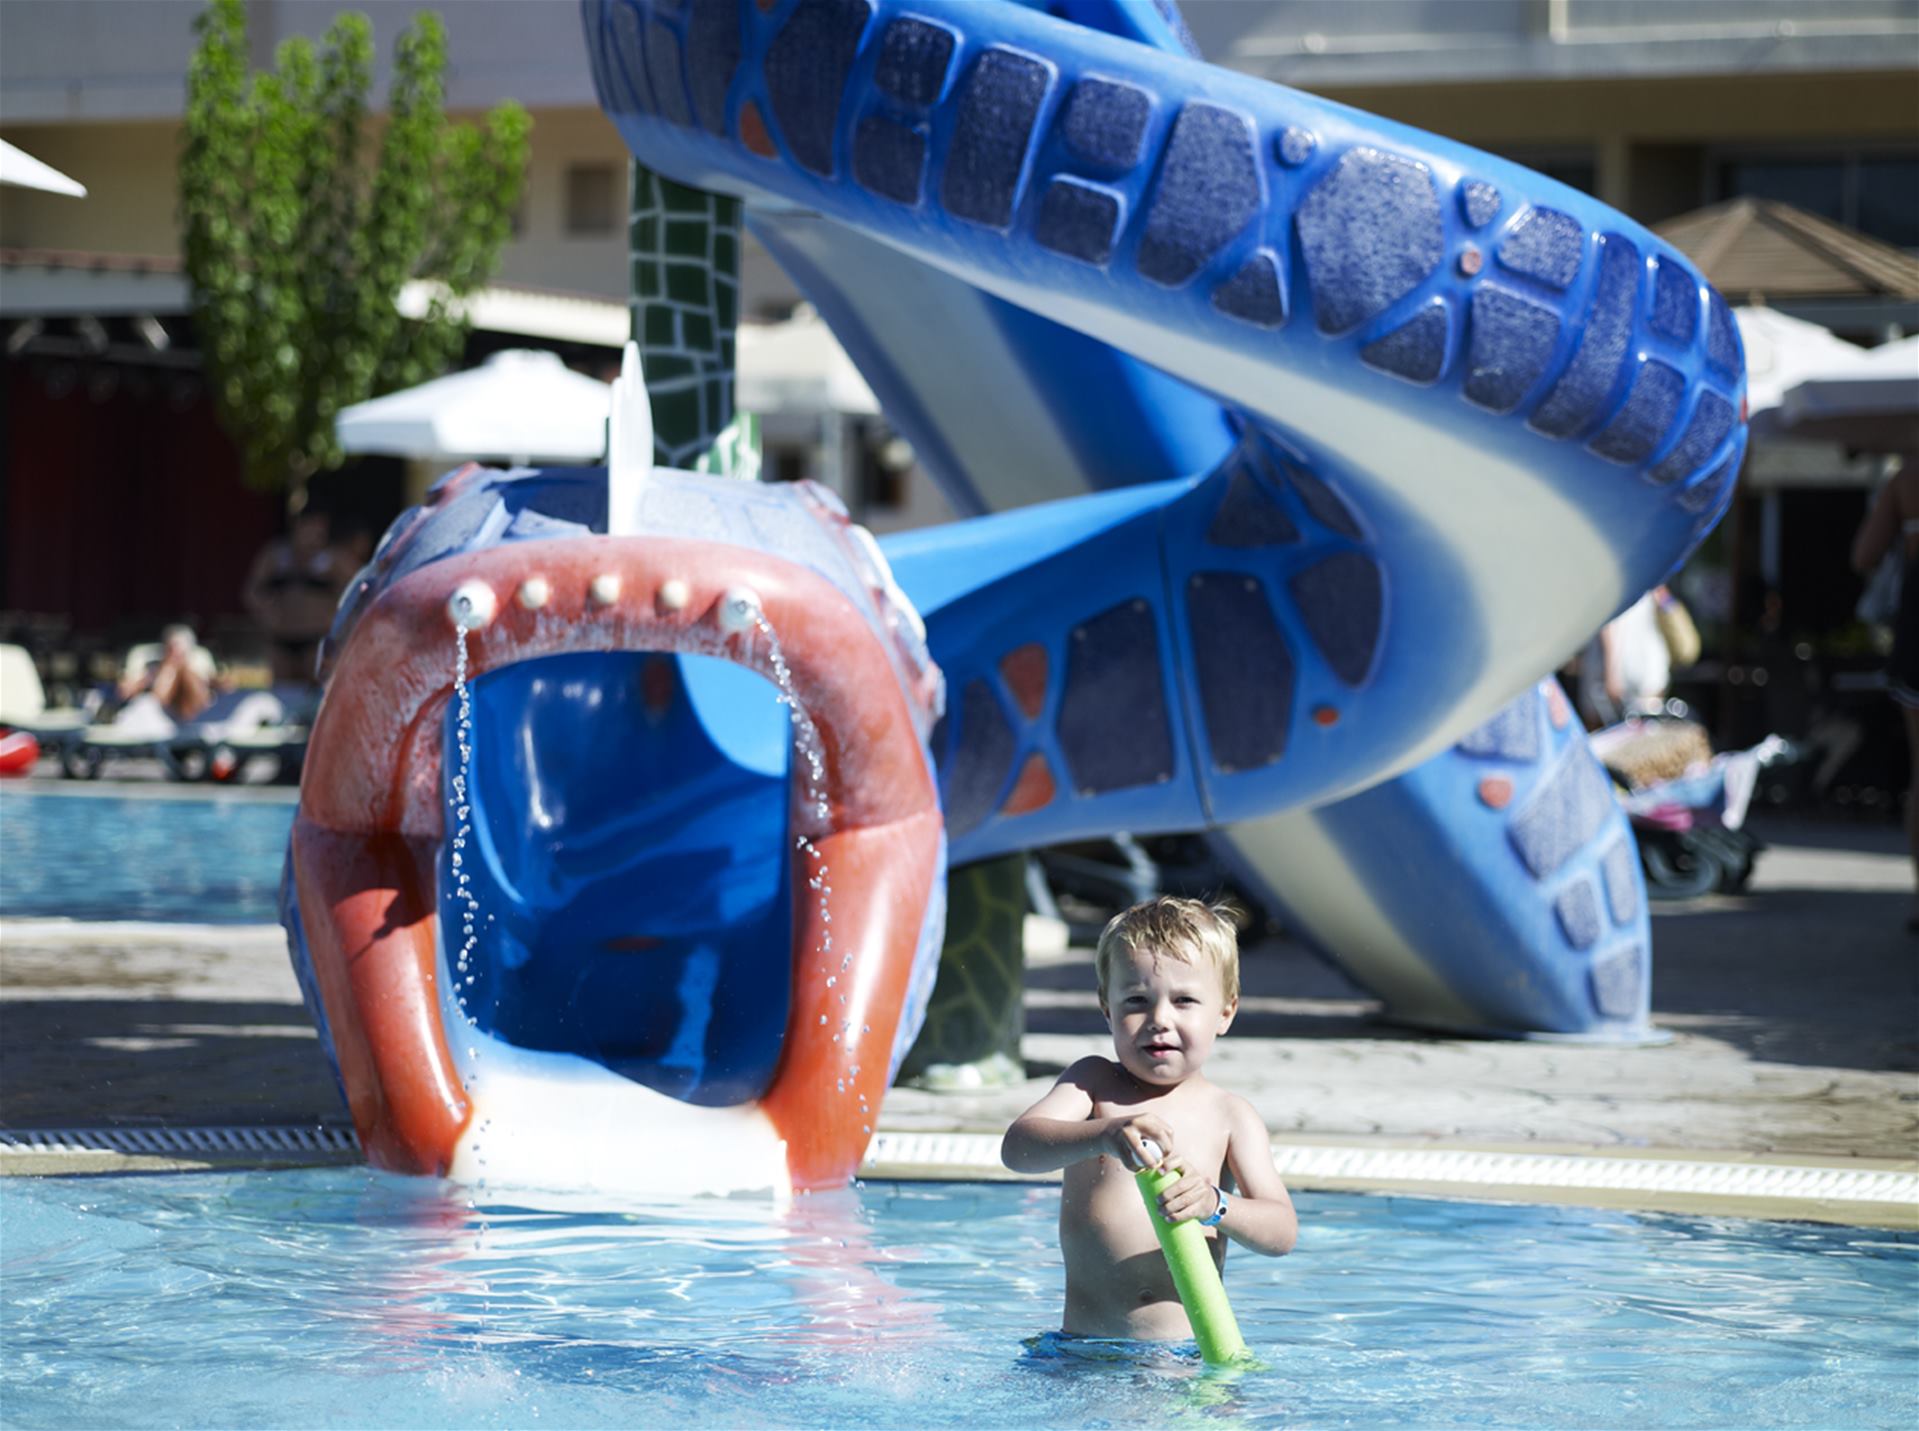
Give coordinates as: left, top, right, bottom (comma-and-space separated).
891, 815, 1919, 1160
3, 809, 1915, 1220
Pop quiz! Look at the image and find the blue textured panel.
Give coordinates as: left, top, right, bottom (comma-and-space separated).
764, 0, 872, 177
1460, 180, 1501, 229
1510, 745, 1614, 879
395, 490, 503, 575
1282, 461, 1363, 539
1464, 284, 1560, 414
1706, 291, 1740, 378
1649, 258, 1698, 344
508, 476, 607, 532
1679, 451, 1740, 515
1457, 694, 1540, 762
644, 19, 691, 128
1289, 552, 1383, 687
1150, 0, 1203, 57
1297, 148, 1443, 335
1589, 359, 1686, 465
1058, 600, 1174, 794
1555, 879, 1601, 951
1650, 391, 1736, 486
685, 0, 740, 134
1188, 572, 1293, 772
1601, 838, 1640, 925
1590, 945, 1643, 1019
1059, 76, 1149, 172
1361, 300, 1449, 384
503, 503, 591, 544
943, 678, 1017, 838
1276, 126, 1317, 166
1035, 178, 1120, 265
1207, 467, 1298, 548
1530, 235, 1638, 438
874, 16, 954, 108
1137, 104, 1260, 288
1497, 206, 1585, 290
1211, 249, 1287, 328
943, 48, 1050, 229
853, 115, 927, 204
606, 2, 649, 112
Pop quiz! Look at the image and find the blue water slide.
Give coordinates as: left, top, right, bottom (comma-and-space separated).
280, 0, 1751, 1200
583, 0, 1735, 1036
764, 210, 1658, 1038
585, 0, 1744, 776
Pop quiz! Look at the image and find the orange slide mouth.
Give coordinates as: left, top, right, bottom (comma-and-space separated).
288, 473, 945, 1194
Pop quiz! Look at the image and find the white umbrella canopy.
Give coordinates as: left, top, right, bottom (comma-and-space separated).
335, 349, 610, 463
1734, 306, 1884, 418
0, 139, 86, 197
1735, 307, 1919, 451
1776, 335, 1919, 451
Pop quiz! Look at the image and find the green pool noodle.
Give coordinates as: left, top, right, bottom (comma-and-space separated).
1135, 1163, 1248, 1365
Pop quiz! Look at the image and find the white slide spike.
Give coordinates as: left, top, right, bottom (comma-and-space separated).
606, 340, 654, 536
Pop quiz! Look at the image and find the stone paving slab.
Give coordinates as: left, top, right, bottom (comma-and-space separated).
886, 816, 1919, 1163
2, 814, 1915, 1180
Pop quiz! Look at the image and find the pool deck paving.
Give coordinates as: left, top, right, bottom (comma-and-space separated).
2, 794, 1915, 1225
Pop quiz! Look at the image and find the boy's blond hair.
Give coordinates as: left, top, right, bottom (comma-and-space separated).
1094, 896, 1240, 1006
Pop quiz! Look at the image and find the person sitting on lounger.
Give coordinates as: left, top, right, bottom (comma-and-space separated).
118, 624, 214, 723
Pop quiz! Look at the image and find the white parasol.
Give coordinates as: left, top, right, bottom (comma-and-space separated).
335, 349, 610, 464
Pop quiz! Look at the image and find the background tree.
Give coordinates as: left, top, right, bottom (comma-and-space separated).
180, 0, 530, 502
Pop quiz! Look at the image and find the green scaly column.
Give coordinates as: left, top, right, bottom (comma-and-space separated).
629, 160, 743, 466
627, 160, 1027, 1091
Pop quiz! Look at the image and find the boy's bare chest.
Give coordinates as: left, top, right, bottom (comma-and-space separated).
1090, 1087, 1230, 1181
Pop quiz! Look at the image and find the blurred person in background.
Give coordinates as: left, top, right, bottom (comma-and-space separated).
117, 623, 213, 725
1851, 463, 1919, 932
243, 508, 352, 688
1580, 585, 1689, 728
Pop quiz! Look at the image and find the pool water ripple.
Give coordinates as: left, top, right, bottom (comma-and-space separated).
0, 788, 294, 924
3, 1171, 1913, 1429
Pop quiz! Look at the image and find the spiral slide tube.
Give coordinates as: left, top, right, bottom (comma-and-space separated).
624, 0, 1723, 1036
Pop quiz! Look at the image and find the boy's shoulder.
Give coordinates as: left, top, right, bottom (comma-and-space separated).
1059, 1054, 1127, 1090
1179, 1074, 1256, 1120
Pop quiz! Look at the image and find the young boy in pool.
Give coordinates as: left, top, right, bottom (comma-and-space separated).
1002, 896, 1297, 1342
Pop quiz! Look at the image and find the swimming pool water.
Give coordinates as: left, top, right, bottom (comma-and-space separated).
0, 788, 293, 924
3, 1172, 1913, 1429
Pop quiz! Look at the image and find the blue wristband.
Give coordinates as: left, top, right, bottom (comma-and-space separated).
1199, 1186, 1228, 1226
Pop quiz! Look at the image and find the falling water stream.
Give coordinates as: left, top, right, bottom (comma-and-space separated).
449, 624, 492, 1257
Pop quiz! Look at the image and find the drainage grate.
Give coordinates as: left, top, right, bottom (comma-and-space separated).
7, 1127, 1914, 1214
3, 1126, 360, 1157
863, 1133, 1919, 1207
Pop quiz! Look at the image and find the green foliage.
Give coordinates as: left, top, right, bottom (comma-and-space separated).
180, 0, 530, 496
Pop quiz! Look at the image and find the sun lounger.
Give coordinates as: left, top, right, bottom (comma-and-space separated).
60, 687, 306, 782
0, 643, 93, 749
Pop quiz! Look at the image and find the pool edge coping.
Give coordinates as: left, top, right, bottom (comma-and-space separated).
5, 1126, 1913, 1230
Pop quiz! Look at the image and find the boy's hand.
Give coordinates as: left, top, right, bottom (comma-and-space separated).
1105, 1114, 1175, 1171
1156, 1166, 1220, 1225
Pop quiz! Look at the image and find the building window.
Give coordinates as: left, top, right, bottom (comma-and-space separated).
860, 429, 914, 512
1854, 156, 1919, 250
565, 163, 619, 237
771, 447, 808, 484
1489, 147, 1597, 197
1716, 149, 1919, 250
